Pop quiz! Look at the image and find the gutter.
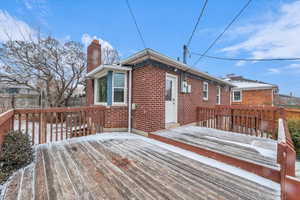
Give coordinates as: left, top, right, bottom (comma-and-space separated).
121, 48, 234, 87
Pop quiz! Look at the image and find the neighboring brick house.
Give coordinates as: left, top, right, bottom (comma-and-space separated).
224, 74, 278, 106
274, 94, 300, 107
86, 40, 233, 134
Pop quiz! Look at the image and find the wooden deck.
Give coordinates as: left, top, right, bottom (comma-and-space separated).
153, 126, 279, 169
1, 133, 280, 200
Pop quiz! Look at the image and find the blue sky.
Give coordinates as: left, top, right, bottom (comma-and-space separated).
0, 0, 300, 96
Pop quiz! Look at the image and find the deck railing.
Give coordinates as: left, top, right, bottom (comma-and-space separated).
197, 105, 279, 139
277, 116, 299, 200
0, 106, 106, 146
0, 110, 14, 148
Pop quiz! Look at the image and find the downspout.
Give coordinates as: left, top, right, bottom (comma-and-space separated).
271, 88, 274, 106
229, 87, 233, 106
128, 69, 132, 133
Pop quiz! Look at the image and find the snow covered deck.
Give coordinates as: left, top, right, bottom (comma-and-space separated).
152, 126, 279, 169
1, 133, 280, 200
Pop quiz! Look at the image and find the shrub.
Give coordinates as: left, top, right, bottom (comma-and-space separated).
288, 119, 300, 156
0, 131, 33, 184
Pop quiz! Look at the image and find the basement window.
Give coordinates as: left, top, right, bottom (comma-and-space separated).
203, 82, 209, 100
232, 90, 242, 102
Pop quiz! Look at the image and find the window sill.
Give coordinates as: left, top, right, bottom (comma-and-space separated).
94, 103, 127, 107
94, 102, 107, 106
111, 103, 127, 107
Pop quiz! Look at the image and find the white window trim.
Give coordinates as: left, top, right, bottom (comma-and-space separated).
232, 90, 242, 102
94, 73, 108, 106
217, 86, 221, 105
112, 71, 127, 106
203, 82, 209, 101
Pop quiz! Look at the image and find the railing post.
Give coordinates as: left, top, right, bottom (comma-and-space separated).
230, 108, 234, 131
196, 107, 200, 126
279, 107, 286, 119
280, 148, 287, 200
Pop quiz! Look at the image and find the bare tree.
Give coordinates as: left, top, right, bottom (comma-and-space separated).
101, 47, 120, 64
0, 36, 86, 107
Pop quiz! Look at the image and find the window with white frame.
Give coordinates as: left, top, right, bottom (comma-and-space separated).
216, 86, 221, 104
95, 76, 107, 103
203, 82, 208, 100
113, 72, 126, 103
232, 90, 242, 102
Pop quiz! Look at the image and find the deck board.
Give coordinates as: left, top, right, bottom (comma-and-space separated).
1, 133, 280, 200
153, 126, 279, 168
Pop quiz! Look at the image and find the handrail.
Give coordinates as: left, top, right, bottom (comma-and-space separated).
277, 115, 299, 200
14, 105, 106, 113
0, 106, 107, 146
278, 118, 286, 143
197, 105, 279, 139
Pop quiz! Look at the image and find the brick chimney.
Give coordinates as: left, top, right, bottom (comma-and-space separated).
87, 40, 101, 105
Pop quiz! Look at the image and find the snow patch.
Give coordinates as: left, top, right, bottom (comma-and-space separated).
205, 136, 277, 158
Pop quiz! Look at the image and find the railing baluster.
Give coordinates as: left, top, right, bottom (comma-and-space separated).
74, 112, 77, 137
60, 112, 63, 141
18, 113, 21, 132
38, 112, 41, 144
32, 113, 35, 145
65, 112, 69, 139
83, 111, 86, 136
55, 112, 58, 141
79, 111, 82, 136
70, 113, 73, 138
25, 113, 29, 136
50, 112, 53, 142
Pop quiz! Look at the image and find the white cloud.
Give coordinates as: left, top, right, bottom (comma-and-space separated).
286, 63, 300, 73
267, 68, 281, 74
81, 33, 114, 50
22, 0, 48, 11
0, 10, 37, 42
21, 0, 49, 26
222, 1, 300, 59
235, 61, 247, 66
267, 63, 300, 74
23, 0, 33, 9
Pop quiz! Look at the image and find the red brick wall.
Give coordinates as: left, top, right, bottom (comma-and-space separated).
131, 65, 231, 132
85, 58, 231, 132
232, 89, 273, 106
132, 66, 165, 132
104, 106, 128, 129
178, 77, 230, 125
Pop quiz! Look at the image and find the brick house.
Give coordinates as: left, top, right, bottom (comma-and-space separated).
274, 94, 300, 107
224, 74, 279, 106
86, 40, 233, 134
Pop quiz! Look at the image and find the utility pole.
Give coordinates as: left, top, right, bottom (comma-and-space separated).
183, 45, 188, 64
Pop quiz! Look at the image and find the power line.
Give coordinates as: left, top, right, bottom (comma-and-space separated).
191, 53, 300, 61
186, 0, 208, 48
193, 0, 252, 66
125, 0, 147, 49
